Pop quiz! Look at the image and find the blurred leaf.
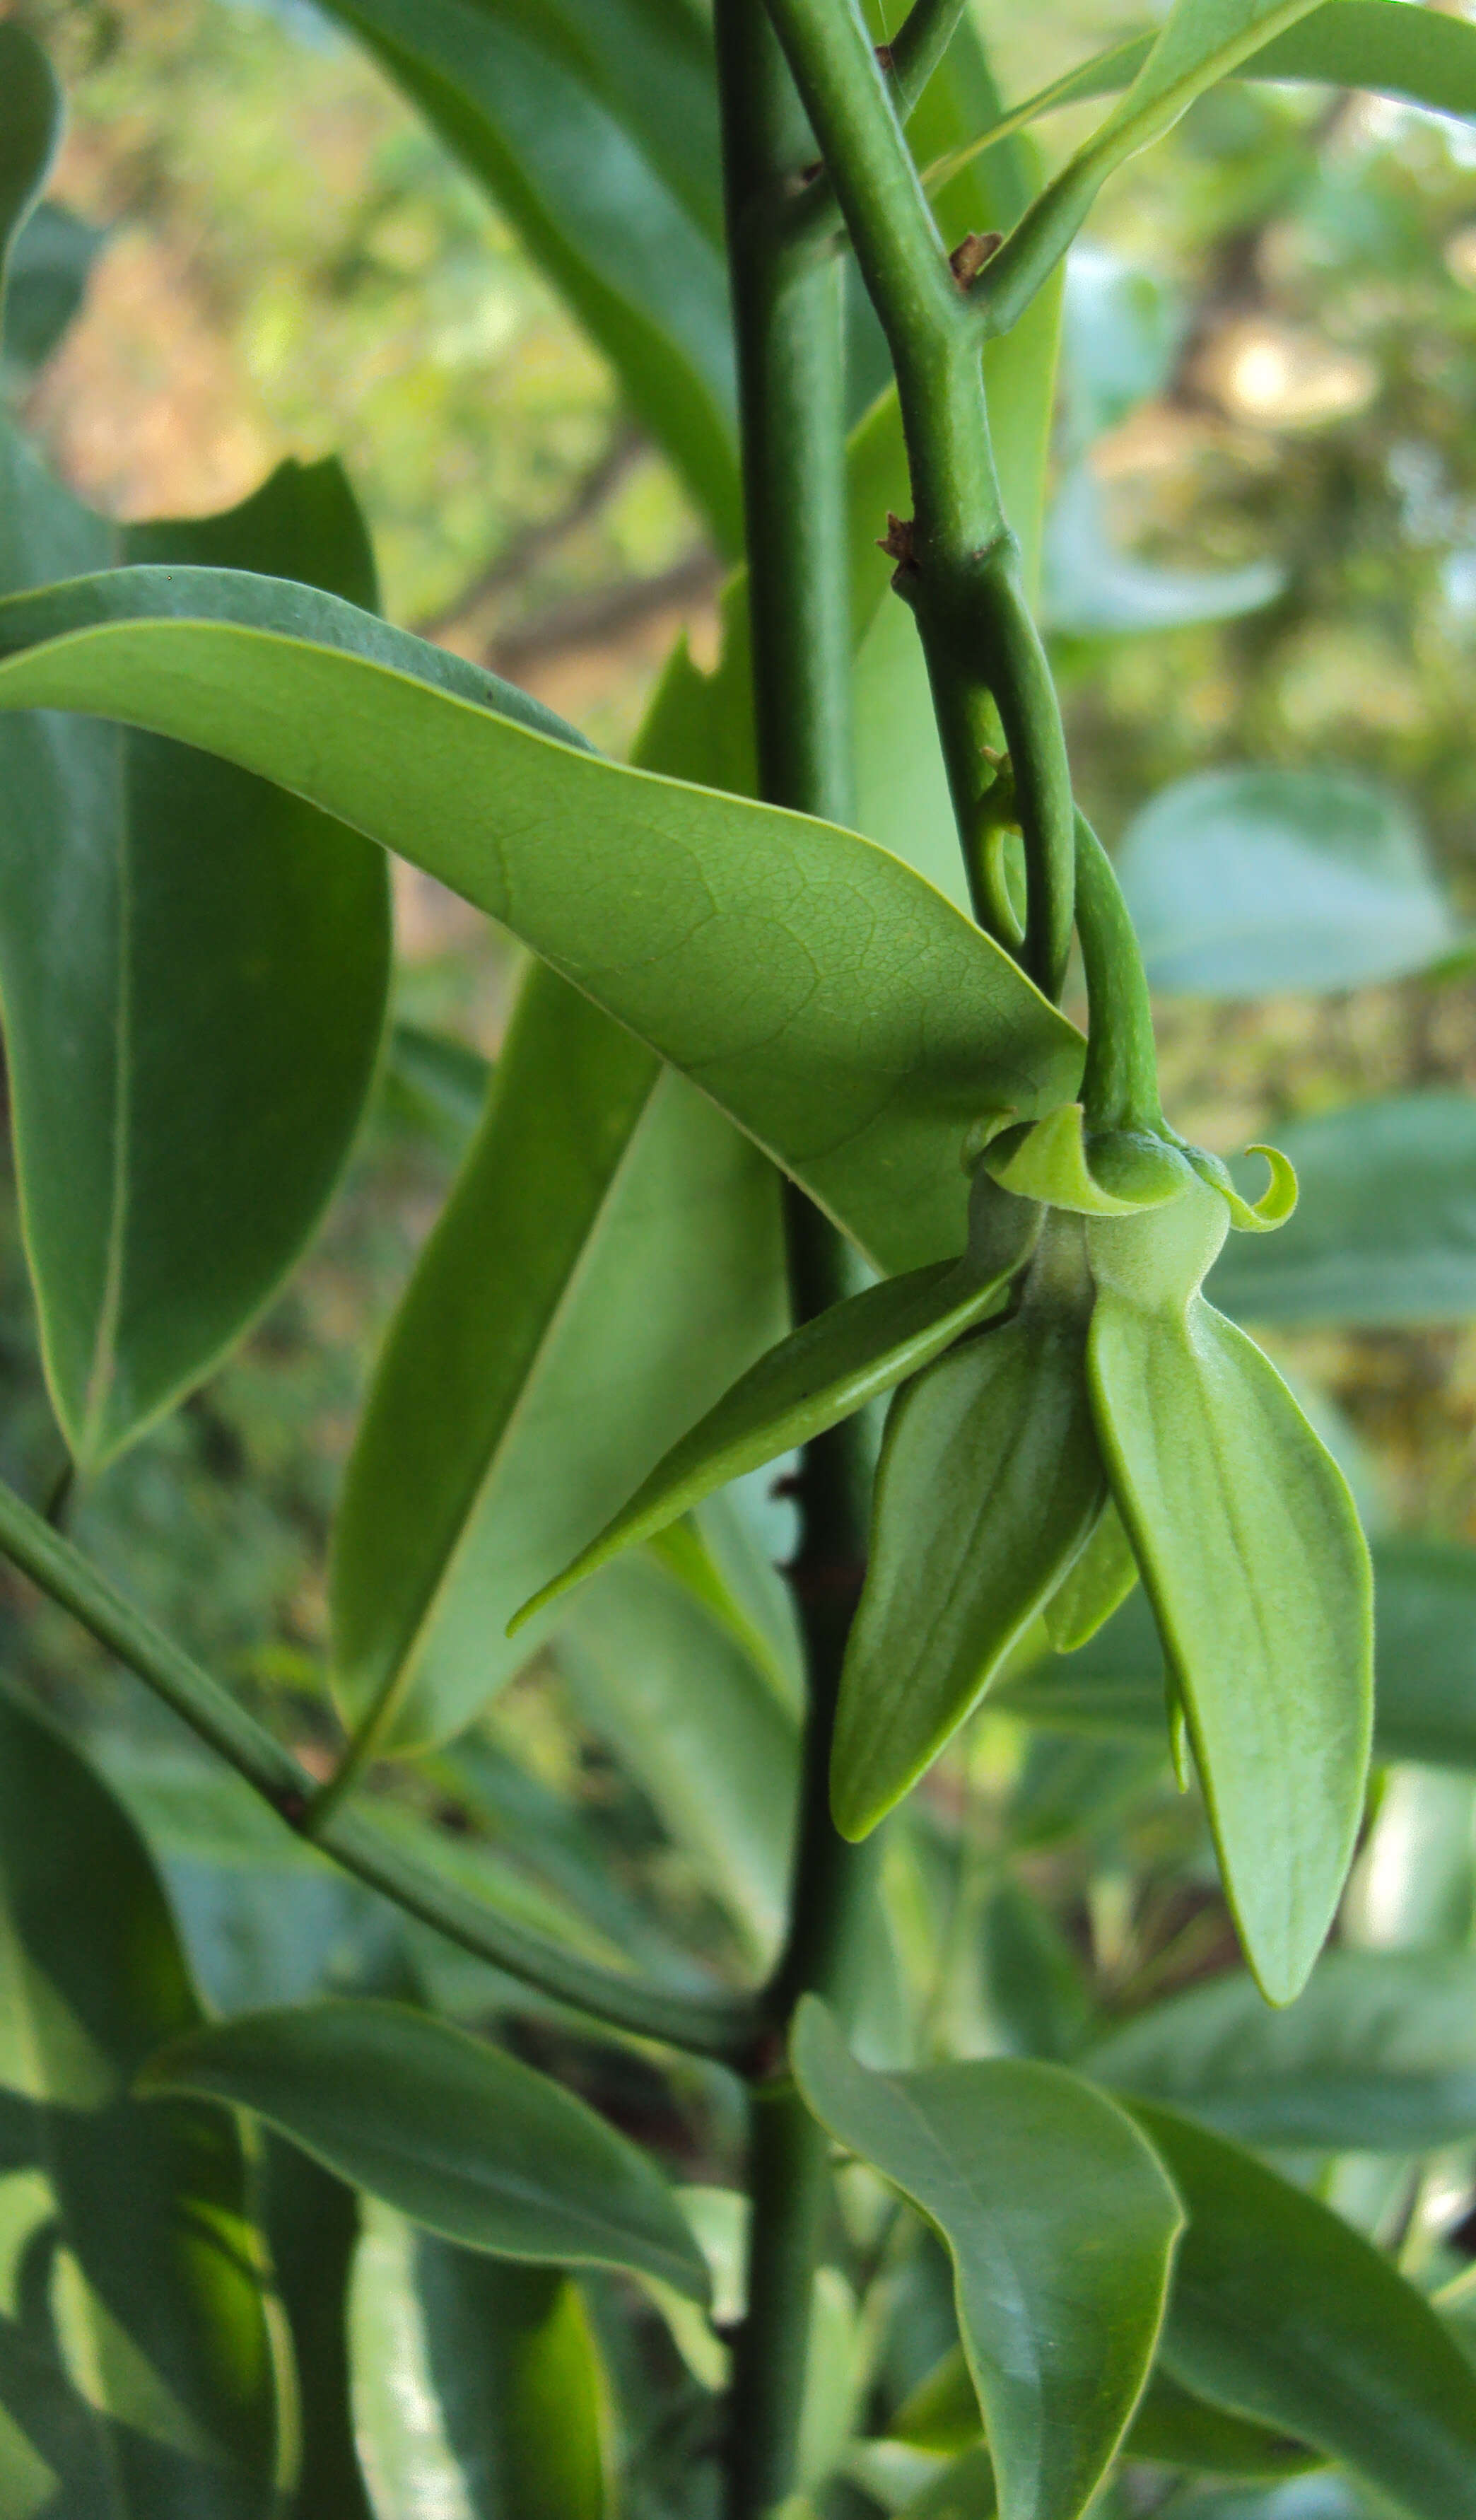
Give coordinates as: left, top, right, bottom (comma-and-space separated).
1210, 1097, 1476, 1327
142, 1999, 710, 2302
978, 1879, 1094, 2063
380, 1022, 491, 1154
264, 2143, 374, 2520
350, 2203, 610, 2519
792, 1998, 1182, 2520
1118, 771, 1458, 998
1059, 245, 1181, 455
1091, 1947, 1476, 2151
0, 1688, 281, 2515
1138, 2103, 1476, 2516
0, 25, 55, 276
0, 568, 1084, 1274
1044, 467, 1283, 636
4, 201, 102, 382
892, 2345, 1318, 2478
555, 1551, 798, 1966
315, 0, 739, 548
331, 963, 785, 1755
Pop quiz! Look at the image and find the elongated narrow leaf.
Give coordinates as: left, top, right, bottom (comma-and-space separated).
891, 2345, 1318, 2480
263, 2142, 375, 2520
1091, 0, 1329, 167
0, 571, 1082, 1274
1138, 2102, 1476, 2517
141, 1999, 709, 2304
1210, 1097, 1476, 1329
833, 1218, 1106, 1842
1086, 1180, 1372, 2003
1089, 1948, 1476, 2153
351, 2204, 610, 2520
0, 1688, 281, 2516
792, 1999, 1181, 2520
1042, 1500, 1137, 1652
317, 0, 739, 549
1118, 771, 1456, 999
0, 24, 56, 281
522, 1237, 1029, 1627
555, 1551, 799, 1965
331, 964, 784, 1754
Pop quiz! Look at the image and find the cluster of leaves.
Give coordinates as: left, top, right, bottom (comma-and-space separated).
3, 2, 1476, 2517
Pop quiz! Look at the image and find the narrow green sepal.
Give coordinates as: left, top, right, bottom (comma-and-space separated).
1186, 1141, 1299, 1234
1043, 1498, 1138, 1652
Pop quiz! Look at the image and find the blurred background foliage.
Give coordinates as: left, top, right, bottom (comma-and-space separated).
4, 0, 1476, 2313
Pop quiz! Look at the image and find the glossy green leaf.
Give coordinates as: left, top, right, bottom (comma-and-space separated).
891, 2345, 1318, 2480
141, 1999, 709, 2304
1044, 467, 1282, 638
331, 962, 784, 1754
1118, 771, 1457, 999
263, 2142, 374, 2520
1089, 1947, 1476, 2153
316, 0, 739, 549
350, 2204, 610, 2520
1137, 2102, 1476, 2517
1042, 1500, 1137, 1653
520, 1185, 1038, 1626
554, 1551, 799, 1966
0, 1687, 281, 2516
1210, 1097, 1476, 1328
833, 1216, 1107, 1843
1086, 1179, 1372, 2003
0, 569, 1083, 1275
792, 1998, 1182, 2520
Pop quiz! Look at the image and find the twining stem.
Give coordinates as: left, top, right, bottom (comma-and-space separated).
713, 6, 881, 2510
0, 1476, 759, 2063
762, 0, 1075, 998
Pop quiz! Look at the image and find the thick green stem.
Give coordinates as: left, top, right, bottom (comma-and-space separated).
713, 7, 878, 2510
762, 0, 1075, 996
0, 1476, 759, 2063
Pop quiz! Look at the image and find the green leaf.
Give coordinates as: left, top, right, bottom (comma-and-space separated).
978, 1879, 1094, 2063
791, 1998, 1182, 2520
331, 962, 785, 1755
891, 2345, 1318, 2480
1137, 2101, 1476, 2517
554, 1551, 799, 1966
1041, 1500, 1137, 1653
1089, 1947, 1476, 2154
0, 1687, 281, 2515
350, 2204, 611, 2520
380, 1022, 491, 1153
1089, 0, 1332, 171
832, 1216, 1106, 1843
262, 2142, 375, 2520
1086, 1179, 1372, 2004
0, 25, 57, 284
1044, 467, 1282, 638
520, 1191, 1037, 1626
4, 200, 103, 381
0, 569, 1083, 1276
1117, 771, 1458, 998
315, 0, 739, 549
1210, 1096, 1476, 1328
141, 1999, 710, 2303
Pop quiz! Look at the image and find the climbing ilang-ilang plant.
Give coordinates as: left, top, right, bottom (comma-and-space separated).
13, 0, 1476, 2512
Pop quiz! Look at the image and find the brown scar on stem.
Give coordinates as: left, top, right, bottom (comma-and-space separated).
949, 231, 1003, 289
877, 511, 917, 575
874, 42, 895, 71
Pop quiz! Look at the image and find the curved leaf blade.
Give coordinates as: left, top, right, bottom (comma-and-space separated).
0, 570, 1083, 1274
141, 1998, 710, 2304
350, 2205, 610, 2520
1086, 1183, 1373, 2004
891, 2345, 1319, 2480
1090, 1948, 1476, 2153
0, 1687, 281, 2516
833, 1220, 1106, 1841
792, 1998, 1182, 2520
1138, 2101, 1476, 2518
0, 25, 59, 285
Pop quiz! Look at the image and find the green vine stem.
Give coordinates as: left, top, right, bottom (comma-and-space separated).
0, 1476, 761, 2064
783, 0, 969, 252
1074, 811, 1164, 1136
761, 0, 1075, 1000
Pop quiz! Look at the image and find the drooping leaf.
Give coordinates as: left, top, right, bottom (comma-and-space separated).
1043, 468, 1282, 638
1041, 1500, 1137, 1653
891, 2345, 1319, 2480
520, 1187, 1038, 1627
554, 1551, 799, 1966
315, 0, 739, 549
1089, 1947, 1476, 2154
262, 2142, 375, 2520
350, 2203, 610, 2520
1118, 770, 1457, 999
0, 568, 1083, 1275
1137, 2102, 1476, 2518
1086, 1178, 1372, 2004
792, 1998, 1182, 2520
1210, 1096, 1476, 1328
832, 1215, 1106, 1843
141, 2000, 710, 2304
331, 963, 785, 1756
0, 1687, 281, 2516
